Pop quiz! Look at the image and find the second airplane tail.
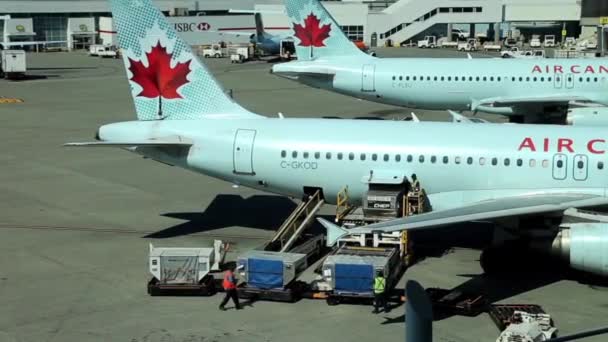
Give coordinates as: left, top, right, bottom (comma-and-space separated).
284, 0, 370, 60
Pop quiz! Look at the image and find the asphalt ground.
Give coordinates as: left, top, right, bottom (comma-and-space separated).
0, 47, 606, 342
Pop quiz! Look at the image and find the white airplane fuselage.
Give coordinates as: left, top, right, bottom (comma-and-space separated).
101, 118, 608, 211
273, 57, 608, 115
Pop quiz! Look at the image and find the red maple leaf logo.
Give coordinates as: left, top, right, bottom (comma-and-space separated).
293, 13, 331, 47
128, 42, 191, 99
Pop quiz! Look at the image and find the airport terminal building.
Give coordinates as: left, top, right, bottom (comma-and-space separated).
0, 0, 602, 49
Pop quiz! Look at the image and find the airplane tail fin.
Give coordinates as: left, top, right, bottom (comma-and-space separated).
284, 0, 370, 60
109, 0, 260, 120
254, 13, 266, 43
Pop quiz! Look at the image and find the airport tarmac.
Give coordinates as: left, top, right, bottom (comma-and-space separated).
0, 48, 606, 342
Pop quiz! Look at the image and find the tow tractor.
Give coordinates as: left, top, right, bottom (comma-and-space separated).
458, 38, 479, 51
417, 36, 437, 48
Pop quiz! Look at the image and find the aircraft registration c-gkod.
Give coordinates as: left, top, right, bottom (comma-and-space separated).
272, 0, 608, 125
68, 0, 608, 278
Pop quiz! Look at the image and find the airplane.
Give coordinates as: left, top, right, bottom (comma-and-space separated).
217, 12, 291, 56
271, 0, 608, 125
68, 0, 608, 279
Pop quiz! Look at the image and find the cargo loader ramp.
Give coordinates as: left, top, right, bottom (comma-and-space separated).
264, 189, 324, 253
236, 190, 326, 302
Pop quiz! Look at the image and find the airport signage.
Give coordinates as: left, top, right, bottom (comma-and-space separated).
531, 64, 608, 74
173, 22, 211, 32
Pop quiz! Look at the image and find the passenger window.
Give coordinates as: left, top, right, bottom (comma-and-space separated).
578, 160, 584, 169
395, 155, 401, 162
392, 76, 396, 81
467, 157, 473, 165
587, 77, 591, 82
447, 76, 451, 81
542, 160, 549, 168
476, 76, 480, 81
517, 158, 523, 167
337, 153, 343, 160
326, 152, 331, 159
281, 150, 286, 158
407, 155, 413, 162
519, 77, 523, 82
469, 76, 473, 81
427, 76, 431, 81
455, 156, 461, 164
511, 77, 516, 82
303, 152, 309, 159
533, 77, 537, 82
348, 153, 355, 160
491, 158, 497, 166
557, 160, 563, 168
434, 76, 438, 81
419, 155, 425, 163
497, 77, 501, 81
529, 159, 536, 167
490, 76, 494, 81
598, 161, 604, 170
360, 153, 366, 161
541, 77, 544, 82
455, 76, 459, 81
440, 76, 445, 81
292, 151, 298, 158
413, 76, 417, 81
579, 77, 583, 82
431, 156, 437, 163
479, 157, 486, 165
526, 77, 530, 82
504, 158, 510, 166
383, 154, 389, 162
405, 76, 409, 81
595, 77, 599, 82
372, 154, 378, 161
314, 152, 320, 159
482, 77, 487, 81
443, 156, 448, 164
548, 77, 552, 82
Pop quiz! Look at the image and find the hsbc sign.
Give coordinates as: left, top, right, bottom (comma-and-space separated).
173, 22, 210, 32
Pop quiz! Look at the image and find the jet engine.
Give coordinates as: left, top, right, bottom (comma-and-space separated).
566, 107, 608, 126
551, 223, 608, 277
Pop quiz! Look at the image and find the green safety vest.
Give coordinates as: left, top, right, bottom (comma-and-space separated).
373, 276, 386, 294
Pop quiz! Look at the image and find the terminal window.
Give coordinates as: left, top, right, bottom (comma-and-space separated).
341, 25, 364, 42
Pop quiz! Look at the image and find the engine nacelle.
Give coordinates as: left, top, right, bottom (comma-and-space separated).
552, 223, 608, 277
566, 107, 608, 126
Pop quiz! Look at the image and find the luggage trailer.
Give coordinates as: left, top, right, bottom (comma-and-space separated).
318, 245, 404, 305
236, 234, 326, 302
147, 240, 226, 296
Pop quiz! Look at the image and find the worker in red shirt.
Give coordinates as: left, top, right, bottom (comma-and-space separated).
219, 264, 241, 311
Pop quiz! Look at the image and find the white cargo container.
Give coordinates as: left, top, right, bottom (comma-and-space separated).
147, 240, 225, 296
1, 50, 26, 79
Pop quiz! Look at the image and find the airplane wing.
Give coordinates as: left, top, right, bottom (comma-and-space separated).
319, 193, 608, 245
64, 136, 193, 148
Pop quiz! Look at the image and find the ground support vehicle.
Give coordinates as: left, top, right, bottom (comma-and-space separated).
202, 44, 227, 58
147, 240, 226, 296
458, 39, 478, 51
230, 45, 255, 63
417, 36, 437, 48
496, 311, 557, 341
0, 50, 26, 79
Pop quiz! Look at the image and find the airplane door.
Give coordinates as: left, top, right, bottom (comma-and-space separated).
552, 153, 567, 180
565, 73, 574, 89
573, 154, 588, 181
554, 74, 563, 89
361, 64, 375, 92
233, 129, 256, 175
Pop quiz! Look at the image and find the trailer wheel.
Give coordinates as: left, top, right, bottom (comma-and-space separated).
214, 53, 221, 58
326, 296, 340, 306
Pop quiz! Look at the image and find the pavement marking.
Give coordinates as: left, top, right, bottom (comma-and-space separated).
0, 97, 24, 104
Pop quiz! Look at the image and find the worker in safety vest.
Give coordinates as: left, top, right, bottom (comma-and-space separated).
373, 271, 389, 314
219, 264, 241, 311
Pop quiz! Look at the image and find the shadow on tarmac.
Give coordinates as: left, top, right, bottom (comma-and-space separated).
144, 194, 297, 238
